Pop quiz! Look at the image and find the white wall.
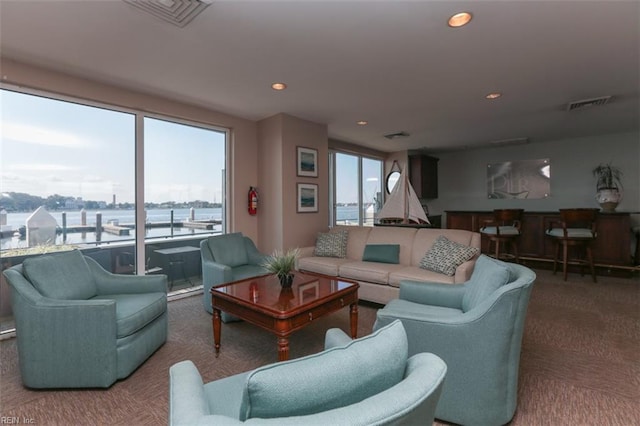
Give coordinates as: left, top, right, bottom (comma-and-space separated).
425, 132, 639, 222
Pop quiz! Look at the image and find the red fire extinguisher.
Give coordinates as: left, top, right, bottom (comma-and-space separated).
248, 187, 258, 215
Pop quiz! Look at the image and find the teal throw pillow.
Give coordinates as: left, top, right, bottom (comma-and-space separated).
207, 232, 249, 267
362, 244, 400, 264
314, 230, 348, 258
419, 235, 479, 276
461, 255, 510, 312
238, 320, 408, 420
22, 249, 97, 300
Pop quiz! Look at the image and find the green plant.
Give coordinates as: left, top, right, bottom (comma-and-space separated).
262, 248, 299, 278
592, 162, 623, 190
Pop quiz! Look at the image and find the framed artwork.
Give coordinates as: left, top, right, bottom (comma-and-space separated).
487, 158, 551, 199
297, 146, 318, 177
297, 183, 318, 213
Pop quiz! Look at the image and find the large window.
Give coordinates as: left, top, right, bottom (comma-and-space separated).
331, 152, 383, 226
144, 117, 226, 240
1, 89, 136, 249
0, 88, 227, 273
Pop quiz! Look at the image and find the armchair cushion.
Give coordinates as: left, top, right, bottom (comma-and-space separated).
207, 233, 248, 267
22, 249, 97, 300
362, 244, 400, 264
419, 235, 479, 276
238, 320, 408, 420
461, 255, 510, 312
92, 292, 166, 338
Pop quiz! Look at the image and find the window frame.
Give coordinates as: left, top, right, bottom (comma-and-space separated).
329, 149, 384, 227
0, 84, 231, 271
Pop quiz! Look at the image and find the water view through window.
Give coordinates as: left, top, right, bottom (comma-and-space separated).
333, 152, 383, 226
0, 89, 227, 259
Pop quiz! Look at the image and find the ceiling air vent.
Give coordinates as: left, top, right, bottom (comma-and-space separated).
384, 131, 410, 140
123, 0, 212, 28
567, 96, 612, 111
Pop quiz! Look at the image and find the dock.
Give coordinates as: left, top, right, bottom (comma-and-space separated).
102, 224, 131, 236
182, 220, 218, 230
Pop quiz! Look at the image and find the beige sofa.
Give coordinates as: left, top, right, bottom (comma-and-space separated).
297, 225, 481, 305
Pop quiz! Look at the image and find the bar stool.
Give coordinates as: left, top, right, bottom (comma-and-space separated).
546, 208, 598, 282
480, 209, 524, 263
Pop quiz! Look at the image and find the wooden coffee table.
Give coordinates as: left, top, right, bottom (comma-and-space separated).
210, 272, 359, 361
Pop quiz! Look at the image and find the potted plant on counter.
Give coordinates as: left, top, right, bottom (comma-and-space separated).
592, 162, 623, 212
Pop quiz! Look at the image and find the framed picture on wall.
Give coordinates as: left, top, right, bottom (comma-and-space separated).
297, 183, 318, 213
297, 146, 318, 177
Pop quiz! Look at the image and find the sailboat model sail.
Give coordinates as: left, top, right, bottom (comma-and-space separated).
377, 168, 430, 224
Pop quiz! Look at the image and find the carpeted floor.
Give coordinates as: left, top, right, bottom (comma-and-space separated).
1, 268, 638, 425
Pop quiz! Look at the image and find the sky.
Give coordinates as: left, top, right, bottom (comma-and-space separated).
1, 89, 225, 204
0, 89, 380, 208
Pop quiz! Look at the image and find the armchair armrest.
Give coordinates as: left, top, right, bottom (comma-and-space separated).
85, 256, 168, 295
169, 361, 211, 424
399, 280, 465, 309
202, 258, 232, 286
324, 327, 352, 350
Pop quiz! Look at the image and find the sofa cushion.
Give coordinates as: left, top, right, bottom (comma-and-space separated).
362, 244, 400, 264
389, 266, 457, 287
314, 230, 348, 258
339, 261, 405, 284
298, 256, 351, 276
22, 250, 97, 300
207, 233, 248, 267
92, 292, 167, 338
238, 320, 408, 420
419, 236, 479, 276
461, 255, 510, 312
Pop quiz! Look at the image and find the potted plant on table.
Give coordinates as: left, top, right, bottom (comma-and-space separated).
592, 162, 623, 212
262, 248, 299, 288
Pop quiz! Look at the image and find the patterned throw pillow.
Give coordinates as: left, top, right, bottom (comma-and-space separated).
419, 235, 479, 276
314, 230, 348, 258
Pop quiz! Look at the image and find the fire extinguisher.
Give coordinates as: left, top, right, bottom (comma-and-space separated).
248, 187, 258, 215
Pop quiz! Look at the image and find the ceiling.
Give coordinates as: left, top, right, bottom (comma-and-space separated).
1, 0, 638, 153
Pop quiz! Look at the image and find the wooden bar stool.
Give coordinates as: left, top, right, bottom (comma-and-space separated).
480, 209, 524, 263
546, 208, 598, 282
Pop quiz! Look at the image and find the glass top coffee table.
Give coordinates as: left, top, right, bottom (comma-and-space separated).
210, 272, 359, 361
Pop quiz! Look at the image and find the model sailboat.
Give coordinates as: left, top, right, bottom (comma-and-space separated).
377, 167, 430, 224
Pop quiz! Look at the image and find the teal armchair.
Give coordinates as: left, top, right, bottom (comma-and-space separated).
374, 255, 535, 426
200, 232, 268, 316
169, 320, 447, 425
3, 249, 168, 389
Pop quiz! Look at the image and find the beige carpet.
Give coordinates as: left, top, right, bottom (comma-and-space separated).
1, 268, 639, 425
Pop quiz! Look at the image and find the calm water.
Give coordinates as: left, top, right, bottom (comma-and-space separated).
1, 206, 367, 250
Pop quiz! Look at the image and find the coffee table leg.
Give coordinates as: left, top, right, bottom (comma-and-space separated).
350, 302, 358, 339
277, 336, 290, 361
213, 308, 221, 357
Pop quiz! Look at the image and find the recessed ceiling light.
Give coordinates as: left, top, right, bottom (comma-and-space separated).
357, 120, 368, 126
271, 82, 287, 91
448, 12, 472, 28
485, 92, 502, 100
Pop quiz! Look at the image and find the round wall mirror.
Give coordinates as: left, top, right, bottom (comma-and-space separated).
386, 171, 401, 194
